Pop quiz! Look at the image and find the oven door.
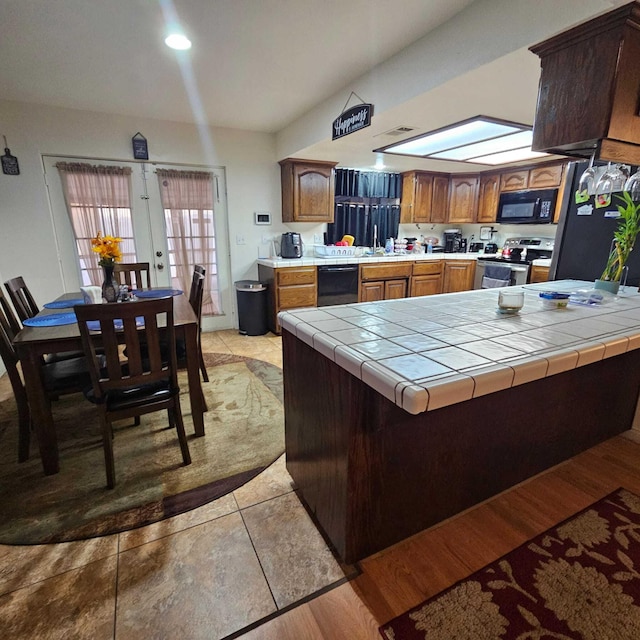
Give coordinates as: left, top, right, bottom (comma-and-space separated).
473, 260, 530, 289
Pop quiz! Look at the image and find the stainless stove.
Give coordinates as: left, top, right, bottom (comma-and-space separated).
474, 237, 555, 289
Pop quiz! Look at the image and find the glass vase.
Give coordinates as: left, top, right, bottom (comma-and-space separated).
101, 264, 119, 303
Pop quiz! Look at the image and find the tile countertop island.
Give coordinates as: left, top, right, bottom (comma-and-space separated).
279, 280, 640, 563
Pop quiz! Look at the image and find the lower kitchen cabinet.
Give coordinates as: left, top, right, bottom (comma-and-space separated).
361, 281, 385, 302
359, 262, 412, 302
410, 261, 443, 296
258, 265, 317, 334
361, 279, 407, 301
529, 265, 550, 283
443, 260, 476, 293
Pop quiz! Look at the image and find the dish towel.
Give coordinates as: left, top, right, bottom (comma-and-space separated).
482, 264, 512, 289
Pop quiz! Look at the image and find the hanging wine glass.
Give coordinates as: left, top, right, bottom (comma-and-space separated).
595, 163, 628, 207
577, 152, 597, 198
624, 167, 640, 200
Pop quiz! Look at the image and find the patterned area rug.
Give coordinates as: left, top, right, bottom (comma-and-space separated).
0, 353, 284, 545
380, 488, 640, 639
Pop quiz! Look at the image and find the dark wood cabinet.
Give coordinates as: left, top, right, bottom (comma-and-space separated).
477, 172, 501, 223
431, 175, 449, 223
400, 171, 449, 224
360, 262, 412, 302
258, 265, 317, 333
410, 261, 443, 297
529, 265, 550, 283
443, 260, 476, 293
447, 175, 478, 223
500, 169, 528, 192
279, 158, 337, 223
529, 163, 564, 189
530, 2, 640, 164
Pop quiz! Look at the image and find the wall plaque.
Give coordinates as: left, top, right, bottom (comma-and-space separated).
332, 103, 373, 141
132, 132, 149, 160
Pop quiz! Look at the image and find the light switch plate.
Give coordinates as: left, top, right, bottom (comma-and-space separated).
236, 234, 246, 245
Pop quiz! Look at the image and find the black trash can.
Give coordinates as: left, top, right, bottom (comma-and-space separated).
235, 280, 268, 336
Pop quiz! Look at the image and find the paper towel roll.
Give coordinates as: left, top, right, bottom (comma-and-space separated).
80, 286, 102, 304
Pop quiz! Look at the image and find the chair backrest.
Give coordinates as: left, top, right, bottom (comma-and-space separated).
4, 276, 39, 322
188, 265, 205, 320
114, 262, 152, 289
75, 297, 177, 401
0, 289, 27, 398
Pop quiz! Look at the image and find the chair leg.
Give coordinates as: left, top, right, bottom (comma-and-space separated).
198, 331, 209, 383
17, 404, 31, 463
199, 351, 209, 383
100, 414, 116, 489
170, 404, 191, 466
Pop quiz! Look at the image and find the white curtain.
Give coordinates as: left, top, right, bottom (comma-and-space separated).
156, 169, 218, 315
56, 162, 135, 285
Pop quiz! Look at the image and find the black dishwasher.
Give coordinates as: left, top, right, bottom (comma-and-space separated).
317, 264, 359, 306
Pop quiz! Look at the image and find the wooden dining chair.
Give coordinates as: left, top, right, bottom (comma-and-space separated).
0, 288, 91, 463
4, 275, 87, 365
4, 276, 39, 323
75, 296, 191, 489
114, 262, 152, 290
188, 265, 209, 382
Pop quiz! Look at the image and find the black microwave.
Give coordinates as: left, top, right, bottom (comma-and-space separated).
496, 188, 558, 224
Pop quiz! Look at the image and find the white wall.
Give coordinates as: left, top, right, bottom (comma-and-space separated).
276, 0, 620, 160
0, 99, 313, 329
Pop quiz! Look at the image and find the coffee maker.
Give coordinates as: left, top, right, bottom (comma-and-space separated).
444, 229, 462, 253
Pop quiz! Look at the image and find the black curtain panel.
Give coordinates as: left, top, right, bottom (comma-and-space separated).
329, 170, 401, 247
334, 169, 402, 198
328, 202, 399, 247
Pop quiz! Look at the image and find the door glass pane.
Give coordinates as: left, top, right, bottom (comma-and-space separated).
56, 163, 138, 286
157, 169, 221, 316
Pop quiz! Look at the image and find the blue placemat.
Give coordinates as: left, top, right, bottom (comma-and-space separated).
23, 313, 77, 327
43, 298, 85, 309
133, 288, 183, 298
86, 317, 145, 331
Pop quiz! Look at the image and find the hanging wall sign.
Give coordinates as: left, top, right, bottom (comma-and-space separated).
332, 103, 373, 141
132, 132, 149, 160
1, 136, 20, 175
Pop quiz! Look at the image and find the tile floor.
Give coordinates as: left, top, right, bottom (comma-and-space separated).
0, 330, 352, 639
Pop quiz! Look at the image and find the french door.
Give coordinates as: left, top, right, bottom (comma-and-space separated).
43, 156, 233, 331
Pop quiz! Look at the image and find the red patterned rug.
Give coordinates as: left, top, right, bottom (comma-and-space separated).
380, 488, 640, 639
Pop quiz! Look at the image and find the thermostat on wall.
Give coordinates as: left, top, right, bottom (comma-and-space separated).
254, 211, 271, 225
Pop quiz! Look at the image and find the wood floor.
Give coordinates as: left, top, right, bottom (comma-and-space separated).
238, 433, 640, 639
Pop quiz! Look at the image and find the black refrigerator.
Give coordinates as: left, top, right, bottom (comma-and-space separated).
552, 160, 640, 287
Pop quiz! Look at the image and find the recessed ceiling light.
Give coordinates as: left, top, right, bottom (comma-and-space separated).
165, 34, 192, 50
373, 116, 548, 166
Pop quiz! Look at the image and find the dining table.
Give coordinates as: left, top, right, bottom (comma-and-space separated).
13, 290, 206, 475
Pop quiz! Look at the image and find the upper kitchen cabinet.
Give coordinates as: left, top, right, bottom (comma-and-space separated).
499, 169, 528, 193
477, 172, 501, 223
447, 174, 479, 224
400, 171, 448, 224
500, 162, 565, 192
529, 163, 564, 189
279, 158, 338, 223
530, 2, 640, 165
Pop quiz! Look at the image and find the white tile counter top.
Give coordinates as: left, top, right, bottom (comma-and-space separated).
279, 280, 640, 415
258, 252, 493, 268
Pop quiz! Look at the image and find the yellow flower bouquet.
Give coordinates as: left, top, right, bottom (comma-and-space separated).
91, 232, 122, 267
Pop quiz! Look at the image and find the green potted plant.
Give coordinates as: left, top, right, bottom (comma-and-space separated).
595, 191, 640, 294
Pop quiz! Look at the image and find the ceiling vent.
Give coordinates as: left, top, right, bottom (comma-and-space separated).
376, 126, 417, 137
